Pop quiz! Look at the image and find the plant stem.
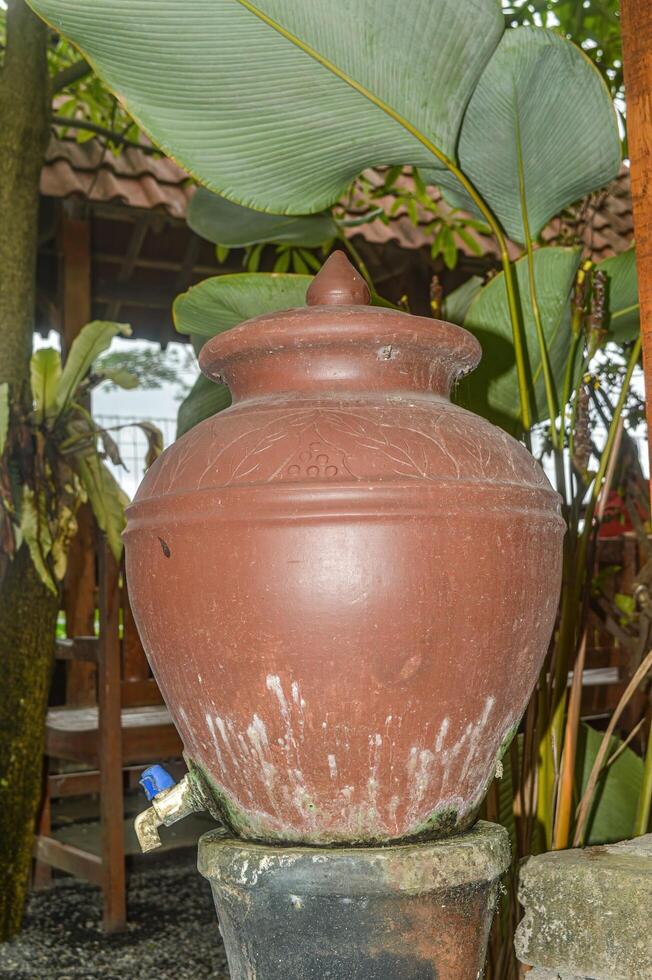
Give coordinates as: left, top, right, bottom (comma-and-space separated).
634, 720, 652, 836
51, 115, 158, 154
536, 677, 555, 850
552, 630, 587, 849
51, 58, 91, 93
541, 338, 641, 846
516, 118, 558, 445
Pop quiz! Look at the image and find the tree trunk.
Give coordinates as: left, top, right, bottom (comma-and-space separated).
622, 0, 652, 483
0, 0, 54, 941
0, 546, 59, 938
0, 0, 50, 391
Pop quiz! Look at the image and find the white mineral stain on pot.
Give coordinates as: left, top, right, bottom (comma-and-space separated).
246, 713, 270, 751
266, 674, 289, 715
205, 713, 227, 774
197, 675, 504, 838
215, 716, 239, 766
435, 717, 450, 753
400, 694, 499, 824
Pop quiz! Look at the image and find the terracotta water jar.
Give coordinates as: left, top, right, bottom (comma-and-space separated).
125, 252, 564, 846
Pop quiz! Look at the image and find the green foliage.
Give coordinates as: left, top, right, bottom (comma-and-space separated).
188, 187, 338, 248
598, 248, 640, 343
341, 168, 490, 271
1, 324, 160, 592
434, 28, 621, 243
503, 0, 624, 105
576, 722, 643, 845
1, 4, 142, 150
457, 247, 582, 432
26, 0, 504, 213
30, 348, 61, 423
173, 273, 312, 340
443, 276, 483, 326
76, 454, 129, 563
56, 321, 132, 413
177, 375, 232, 438
51, 53, 140, 147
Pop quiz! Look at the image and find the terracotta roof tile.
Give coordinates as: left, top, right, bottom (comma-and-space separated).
41, 138, 633, 261
41, 137, 192, 219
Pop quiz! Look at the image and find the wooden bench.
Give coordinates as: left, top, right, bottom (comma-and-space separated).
34, 537, 182, 932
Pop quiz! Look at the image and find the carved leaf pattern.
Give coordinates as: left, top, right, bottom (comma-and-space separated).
137, 401, 548, 501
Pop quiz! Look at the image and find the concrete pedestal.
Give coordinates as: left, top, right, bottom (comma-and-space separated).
515, 834, 652, 980
198, 821, 510, 980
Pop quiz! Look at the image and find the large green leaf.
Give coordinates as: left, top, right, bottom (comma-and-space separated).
177, 374, 232, 438
30, 348, 62, 423
576, 722, 643, 845
456, 246, 582, 433
434, 28, 621, 243
56, 321, 131, 414
598, 247, 640, 344
174, 273, 312, 340
77, 455, 129, 561
188, 187, 338, 248
27, 0, 504, 213
443, 275, 483, 326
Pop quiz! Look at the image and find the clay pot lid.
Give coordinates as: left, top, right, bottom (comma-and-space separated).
305, 250, 372, 306
199, 251, 481, 382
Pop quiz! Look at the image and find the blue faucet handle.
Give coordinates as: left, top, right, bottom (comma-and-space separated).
139, 765, 176, 801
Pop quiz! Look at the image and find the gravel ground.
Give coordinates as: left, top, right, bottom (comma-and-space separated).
0, 857, 230, 979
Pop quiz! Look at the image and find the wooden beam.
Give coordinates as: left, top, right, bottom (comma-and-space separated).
55, 636, 100, 663
95, 278, 175, 309
174, 234, 201, 293
34, 836, 103, 886
621, 0, 652, 480
59, 205, 92, 356
105, 214, 151, 321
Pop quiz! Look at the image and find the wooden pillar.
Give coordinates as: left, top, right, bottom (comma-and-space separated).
622, 0, 652, 483
59, 203, 97, 705
98, 539, 126, 932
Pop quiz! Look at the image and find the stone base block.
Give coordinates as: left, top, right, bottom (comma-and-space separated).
515, 834, 652, 980
527, 971, 586, 980
198, 821, 510, 980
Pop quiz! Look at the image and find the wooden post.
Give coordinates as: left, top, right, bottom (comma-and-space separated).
98, 538, 126, 932
621, 0, 652, 483
58, 203, 97, 705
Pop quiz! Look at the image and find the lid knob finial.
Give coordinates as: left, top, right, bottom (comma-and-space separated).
306, 251, 371, 307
